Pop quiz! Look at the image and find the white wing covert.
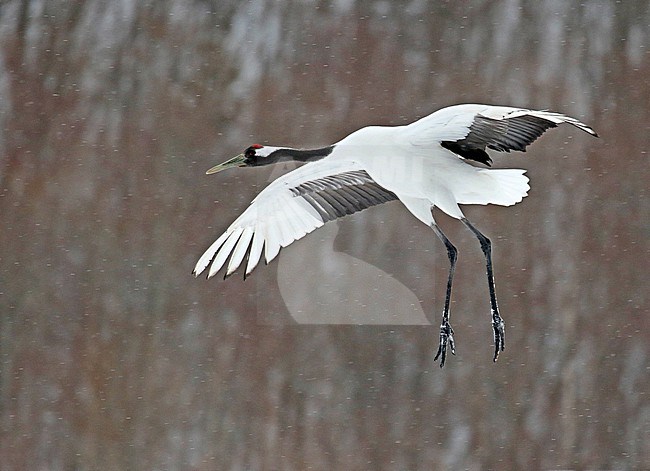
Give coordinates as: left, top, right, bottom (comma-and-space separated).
193, 160, 397, 279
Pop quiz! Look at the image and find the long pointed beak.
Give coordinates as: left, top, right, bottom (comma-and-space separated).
205, 154, 246, 175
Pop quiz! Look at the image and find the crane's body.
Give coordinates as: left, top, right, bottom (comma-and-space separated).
194, 103, 597, 366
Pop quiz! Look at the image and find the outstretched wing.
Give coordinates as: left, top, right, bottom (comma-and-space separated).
403, 104, 598, 165
193, 160, 397, 279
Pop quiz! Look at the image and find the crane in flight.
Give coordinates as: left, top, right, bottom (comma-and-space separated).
194, 104, 597, 367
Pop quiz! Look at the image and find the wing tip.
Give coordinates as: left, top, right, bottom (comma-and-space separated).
193, 263, 207, 278
567, 118, 598, 138
540, 110, 598, 138
224, 266, 240, 280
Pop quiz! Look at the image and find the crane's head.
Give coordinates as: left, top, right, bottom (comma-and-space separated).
206, 144, 279, 174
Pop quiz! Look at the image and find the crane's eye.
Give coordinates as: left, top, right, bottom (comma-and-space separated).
245, 144, 263, 158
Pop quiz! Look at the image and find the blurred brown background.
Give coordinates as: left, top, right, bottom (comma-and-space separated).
0, 1, 648, 469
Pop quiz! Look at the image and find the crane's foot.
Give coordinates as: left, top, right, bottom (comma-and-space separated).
434, 321, 455, 368
492, 311, 505, 362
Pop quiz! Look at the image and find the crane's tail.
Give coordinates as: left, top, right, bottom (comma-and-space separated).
454, 168, 530, 207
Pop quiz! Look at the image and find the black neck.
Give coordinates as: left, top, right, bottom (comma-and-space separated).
269, 145, 335, 164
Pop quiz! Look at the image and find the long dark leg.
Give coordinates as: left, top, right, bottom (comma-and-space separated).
461, 217, 505, 361
431, 224, 457, 368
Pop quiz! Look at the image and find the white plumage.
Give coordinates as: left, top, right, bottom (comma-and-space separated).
194, 103, 597, 366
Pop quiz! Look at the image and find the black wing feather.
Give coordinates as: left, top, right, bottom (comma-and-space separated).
290, 170, 397, 222
441, 114, 558, 166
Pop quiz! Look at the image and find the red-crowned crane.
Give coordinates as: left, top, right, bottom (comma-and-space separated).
194, 104, 597, 367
